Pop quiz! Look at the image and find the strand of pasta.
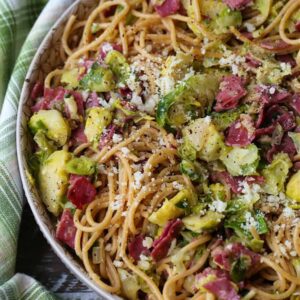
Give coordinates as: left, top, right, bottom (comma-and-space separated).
279, 0, 300, 45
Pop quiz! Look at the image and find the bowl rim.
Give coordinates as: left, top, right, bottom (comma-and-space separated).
16, 1, 119, 299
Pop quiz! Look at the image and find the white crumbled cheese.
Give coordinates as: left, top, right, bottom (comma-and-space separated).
279, 244, 288, 256
201, 48, 206, 55
121, 147, 130, 155
242, 211, 258, 230
98, 97, 110, 108
119, 270, 129, 280
112, 134, 122, 144
240, 182, 261, 204
283, 207, 295, 217
81, 91, 89, 101
113, 260, 123, 267
112, 166, 118, 174
138, 255, 151, 270
284, 240, 292, 250
219, 51, 245, 75
142, 237, 153, 249
269, 86, 276, 94
131, 163, 142, 171
121, 211, 128, 217
204, 115, 212, 124
290, 251, 297, 257
102, 43, 114, 53
111, 198, 122, 210
162, 49, 169, 57
274, 224, 281, 232
209, 200, 227, 213
280, 62, 291, 73
133, 171, 143, 189
232, 64, 239, 75
244, 22, 255, 32
172, 181, 184, 190
145, 44, 153, 52
105, 243, 112, 251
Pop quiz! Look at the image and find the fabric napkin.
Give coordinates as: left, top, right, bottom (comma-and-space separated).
0, 0, 75, 299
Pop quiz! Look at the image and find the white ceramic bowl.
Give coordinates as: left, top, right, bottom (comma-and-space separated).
16, 1, 120, 299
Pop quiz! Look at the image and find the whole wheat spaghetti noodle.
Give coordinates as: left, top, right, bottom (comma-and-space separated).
28, 0, 300, 299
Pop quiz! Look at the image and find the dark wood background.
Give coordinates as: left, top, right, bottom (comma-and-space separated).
16, 203, 105, 300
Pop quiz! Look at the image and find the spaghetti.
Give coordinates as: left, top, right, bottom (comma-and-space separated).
28, 0, 300, 299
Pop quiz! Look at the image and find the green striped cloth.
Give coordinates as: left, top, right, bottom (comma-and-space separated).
0, 1, 74, 299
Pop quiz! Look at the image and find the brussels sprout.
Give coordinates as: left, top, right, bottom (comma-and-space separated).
33, 131, 56, 153
61, 68, 79, 88
262, 152, 292, 195
156, 74, 220, 128
209, 8, 242, 34
105, 50, 130, 83
84, 107, 112, 146
181, 117, 225, 162
211, 105, 248, 131
180, 160, 209, 183
160, 52, 194, 95
38, 150, 71, 216
286, 171, 300, 202
80, 62, 115, 92
224, 210, 268, 252
289, 132, 300, 154
149, 189, 191, 226
230, 255, 251, 283
210, 183, 227, 201
256, 60, 292, 85
182, 211, 223, 233
29, 109, 70, 147
64, 95, 80, 120
66, 156, 96, 176
118, 269, 140, 300
182, 0, 241, 35
220, 144, 260, 176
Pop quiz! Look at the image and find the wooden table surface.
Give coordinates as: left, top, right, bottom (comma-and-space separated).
16, 203, 105, 300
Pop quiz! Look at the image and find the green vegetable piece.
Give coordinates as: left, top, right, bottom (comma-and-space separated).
160, 52, 194, 95
256, 61, 291, 85
181, 117, 224, 162
254, 210, 268, 235
211, 105, 247, 131
262, 152, 292, 195
180, 159, 200, 181
29, 109, 70, 147
64, 95, 80, 120
84, 107, 112, 146
292, 258, 300, 277
182, 211, 223, 233
38, 150, 71, 216
105, 50, 130, 83
210, 8, 242, 34
61, 68, 79, 88
286, 170, 300, 202
230, 255, 251, 282
118, 269, 140, 300
210, 183, 227, 201
66, 156, 96, 176
80, 62, 115, 92
289, 132, 300, 154
220, 144, 260, 176
149, 189, 191, 226
156, 74, 220, 128
33, 131, 56, 153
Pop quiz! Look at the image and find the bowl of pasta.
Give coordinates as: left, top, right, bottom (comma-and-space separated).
17, 0, 300, 299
